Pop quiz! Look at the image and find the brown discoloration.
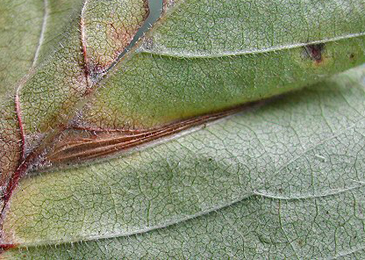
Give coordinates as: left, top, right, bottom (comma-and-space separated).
15, 93, 25, 161
0, 243, 18, 254
349, 53, 356, 61
0, 0, 151, 249
80, 0, 92, 88
47, 111, 229, 165
303, 43, 325, 63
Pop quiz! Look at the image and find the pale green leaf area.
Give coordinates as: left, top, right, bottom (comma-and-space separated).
80, 37, 365, 129
0, 0, 85, 101
3, 66, 365, 259
0, 0, 365, 259
0, 0, 43, 100
144, 0, 365, 56
33, 0, 86, 66
78, 0, 365, 129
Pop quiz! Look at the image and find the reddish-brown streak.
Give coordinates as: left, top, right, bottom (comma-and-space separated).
0, 93, 28, 240
0, 134, 53, 251
0, 243, 18, 252
0, 93, 28, 248
72, 125, 149, 133
48, 112, 229, 164
0, 162, 28, 230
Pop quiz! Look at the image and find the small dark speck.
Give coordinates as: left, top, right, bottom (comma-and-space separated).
142, 37, 154, 50
303, 43, 325, 63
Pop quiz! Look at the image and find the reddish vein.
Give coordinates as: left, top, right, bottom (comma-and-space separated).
0, 243, 18, 252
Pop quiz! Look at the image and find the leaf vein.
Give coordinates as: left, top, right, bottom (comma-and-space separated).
140, 32, 365, 58
31, 0, 49, 68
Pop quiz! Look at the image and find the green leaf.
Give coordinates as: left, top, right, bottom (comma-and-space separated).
0, 0, 365, 258
3, 65, 365, 259
0, 0, 85, 100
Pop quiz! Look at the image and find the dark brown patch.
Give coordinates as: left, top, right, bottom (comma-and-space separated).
304, 43, 325, 63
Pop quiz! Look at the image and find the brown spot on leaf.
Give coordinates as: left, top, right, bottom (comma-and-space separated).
46, 111, 230, 166
349, 53, 356, 60
81, 0, 150, 75
297, 239, 304, 247
304, 43, 325, 63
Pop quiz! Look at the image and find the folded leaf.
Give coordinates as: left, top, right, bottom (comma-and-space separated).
2, 65, 365, 258
0, 0, 365, 258
77, 0, 365, 129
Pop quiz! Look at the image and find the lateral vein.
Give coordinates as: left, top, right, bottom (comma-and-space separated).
139, 31, 365, 58
31, 0, 49, 67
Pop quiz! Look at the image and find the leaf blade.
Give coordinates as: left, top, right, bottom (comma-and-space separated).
2, 65, 365, 258
1, 0, 365, 258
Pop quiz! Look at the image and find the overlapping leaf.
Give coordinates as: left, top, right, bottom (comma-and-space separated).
2, 65, 365, 259
0, 0, 365, 258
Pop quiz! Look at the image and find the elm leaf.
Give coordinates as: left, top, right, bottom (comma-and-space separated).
2, 65, 365, 259
0, 0, 365, 258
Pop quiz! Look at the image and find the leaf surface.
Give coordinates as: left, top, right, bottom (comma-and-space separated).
78, 0, 365, 129
2, 66, 365, 259
0, 0, 365, 258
